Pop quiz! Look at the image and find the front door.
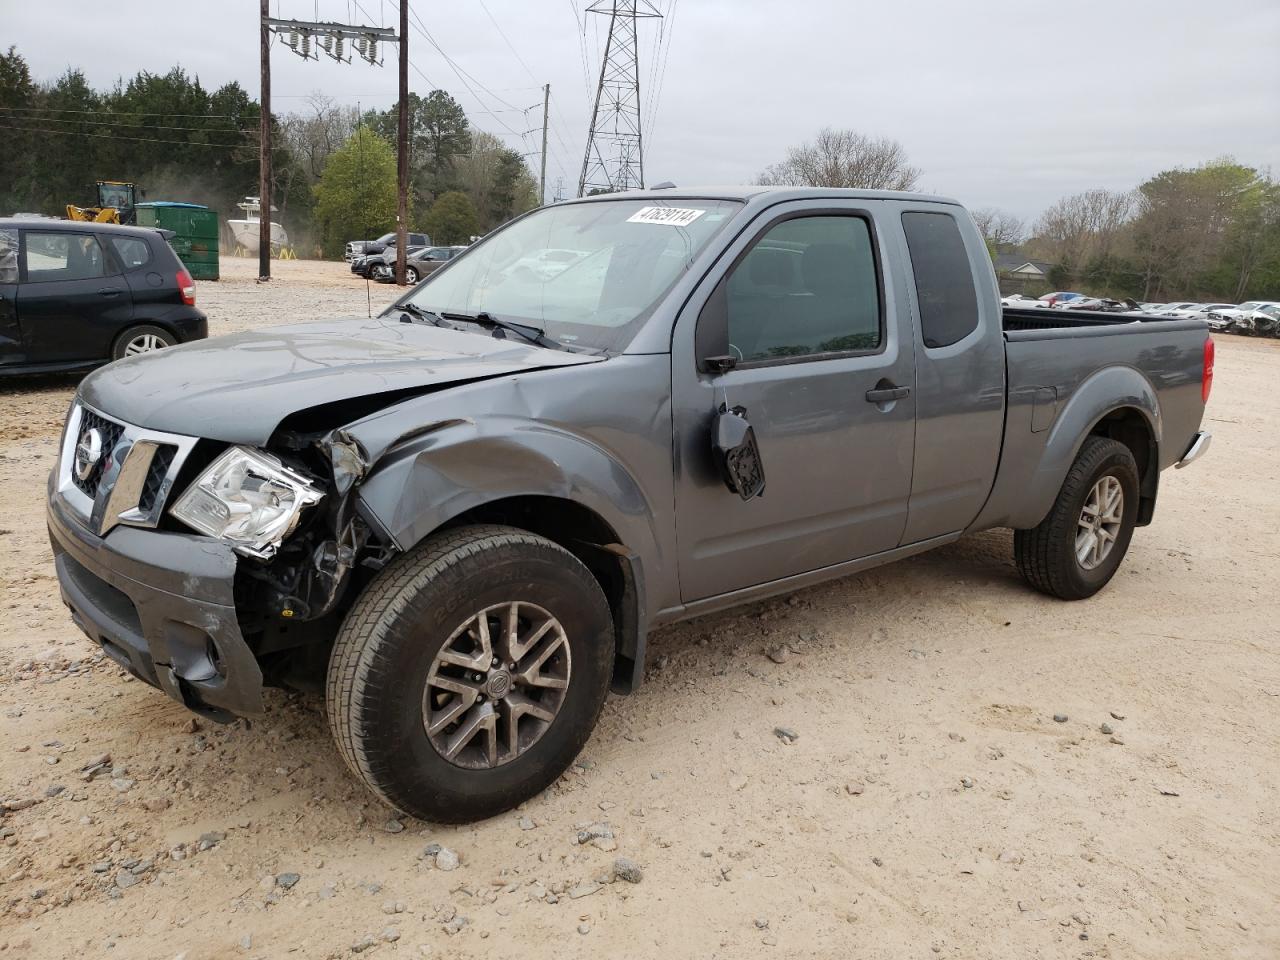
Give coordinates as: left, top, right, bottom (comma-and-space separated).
672, 204, 917, 602
17, 229, 131, 363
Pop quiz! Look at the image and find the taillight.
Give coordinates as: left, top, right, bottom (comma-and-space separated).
1201, 335, 1214, 404
177, 268, 196, 306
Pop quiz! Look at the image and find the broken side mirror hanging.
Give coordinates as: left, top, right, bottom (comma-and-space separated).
714, 404, 766, 501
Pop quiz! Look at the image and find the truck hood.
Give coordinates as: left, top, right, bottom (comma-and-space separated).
80, 316, 601, 444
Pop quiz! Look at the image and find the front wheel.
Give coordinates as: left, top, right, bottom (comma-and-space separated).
405, 265, 420, 284
1014, 436, 1140, 600
326, 524, 614, 822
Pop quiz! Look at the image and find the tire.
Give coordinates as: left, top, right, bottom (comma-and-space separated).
405, 266, 419, 284
1014, 436, 1140, 601
326, 524, 614, 822
112, 324, 176, 360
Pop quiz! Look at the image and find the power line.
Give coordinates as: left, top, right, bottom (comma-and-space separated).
0, 104, 243, 121
475, 0, 540, 87
645, 0, 678, 146
0, 123, 246, 148
0, 110, 249, 135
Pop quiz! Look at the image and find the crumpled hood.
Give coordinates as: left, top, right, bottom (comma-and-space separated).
80, 316, 600, 444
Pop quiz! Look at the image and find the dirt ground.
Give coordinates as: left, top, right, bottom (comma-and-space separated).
1, 256, 1277, 960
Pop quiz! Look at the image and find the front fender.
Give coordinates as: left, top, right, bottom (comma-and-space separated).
1005, 364, 1161, 530
351, 414, 664, 570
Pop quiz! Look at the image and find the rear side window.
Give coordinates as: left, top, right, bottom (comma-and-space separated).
23, 232, 109, 283
901, 211, 979, 348
110, 236, 152, 270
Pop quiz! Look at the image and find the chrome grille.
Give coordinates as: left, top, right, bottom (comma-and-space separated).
57, 403, 199, 536
70, 409, 125, 499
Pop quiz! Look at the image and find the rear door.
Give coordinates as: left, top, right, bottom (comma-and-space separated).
892, 204, 1005, 542
17, 228, 132, 363
109, 232, 177, 313
0, 227, 18, 367
672, 201, 917, 601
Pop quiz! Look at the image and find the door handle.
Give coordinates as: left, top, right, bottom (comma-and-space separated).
98, 289, 121, 298
865, 384, 910, 403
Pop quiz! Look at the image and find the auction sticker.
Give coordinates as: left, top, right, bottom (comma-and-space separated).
627, 206, 706, 227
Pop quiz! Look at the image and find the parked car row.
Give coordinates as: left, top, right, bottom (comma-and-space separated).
999, 291, 1280, 336
344, 231, 430, 262
349, 243, 467, 284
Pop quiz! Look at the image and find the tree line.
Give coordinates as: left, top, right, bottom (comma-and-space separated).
0, 46, 537, 257
760, 128, 1279, 303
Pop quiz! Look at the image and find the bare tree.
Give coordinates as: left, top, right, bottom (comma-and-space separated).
971, 207, 1025, 248
757, 128, 921, 191
1030, 189, 1135, 275
281, 93, 360, 182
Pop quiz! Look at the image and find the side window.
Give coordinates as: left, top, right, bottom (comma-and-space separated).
723, 215, 881, 363
0, 229, 16, 283
110, 236, 151, 270
23, 232, 108, 283
901, 211, 980, 348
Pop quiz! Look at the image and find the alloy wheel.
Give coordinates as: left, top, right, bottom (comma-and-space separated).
124, 333, 167, 355
1076, 474, 1124, 570
422, 601, 571, 769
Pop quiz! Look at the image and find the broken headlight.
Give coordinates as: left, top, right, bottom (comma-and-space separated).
169, 446, 324, 559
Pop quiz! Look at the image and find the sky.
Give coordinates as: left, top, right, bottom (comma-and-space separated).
5, 0, 1278, 225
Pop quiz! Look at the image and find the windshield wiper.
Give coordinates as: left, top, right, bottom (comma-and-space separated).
442, 311, 563, 350
397, 302, 451, 327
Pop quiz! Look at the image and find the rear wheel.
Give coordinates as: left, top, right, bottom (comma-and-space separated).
326, 524, 614, 822
112, 324, 175, 360
1014, 436, 1140, 600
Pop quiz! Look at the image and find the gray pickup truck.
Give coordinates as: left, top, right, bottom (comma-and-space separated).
47, 187, 1213, 822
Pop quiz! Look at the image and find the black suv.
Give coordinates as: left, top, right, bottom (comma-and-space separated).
0, 219, 207, 375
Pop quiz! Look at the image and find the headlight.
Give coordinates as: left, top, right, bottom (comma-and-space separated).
169, 446, 323, 559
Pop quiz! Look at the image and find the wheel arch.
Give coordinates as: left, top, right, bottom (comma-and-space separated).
1086, 405, 1159, 525
1008, 365, 1162, 530
352, 422, 663, 695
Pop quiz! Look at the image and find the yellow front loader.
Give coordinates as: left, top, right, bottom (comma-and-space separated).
65, 180, 140, 225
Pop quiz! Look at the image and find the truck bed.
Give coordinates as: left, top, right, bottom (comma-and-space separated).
973, 309, 1210, 533
1002, 306, 1171, 332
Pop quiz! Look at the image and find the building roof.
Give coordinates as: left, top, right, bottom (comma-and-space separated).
994, 254, 1054, 275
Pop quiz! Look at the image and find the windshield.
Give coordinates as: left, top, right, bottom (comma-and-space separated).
398, 198, 741, 353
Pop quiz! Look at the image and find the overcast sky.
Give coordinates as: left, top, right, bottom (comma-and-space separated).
6, 0, 1278, 224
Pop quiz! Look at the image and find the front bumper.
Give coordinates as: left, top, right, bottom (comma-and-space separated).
47, 478, 264, 720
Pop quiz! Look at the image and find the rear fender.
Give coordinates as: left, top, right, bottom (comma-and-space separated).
1007, 365, 1161, 530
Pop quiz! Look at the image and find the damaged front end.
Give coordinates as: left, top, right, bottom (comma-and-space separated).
227, 428, 395, 692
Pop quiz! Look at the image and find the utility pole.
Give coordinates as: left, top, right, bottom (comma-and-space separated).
578, 1, 662, 197
539, 83, 550, 206
260, 12, 398, 275
395, 0, 409, 285
258, 0, 272, 281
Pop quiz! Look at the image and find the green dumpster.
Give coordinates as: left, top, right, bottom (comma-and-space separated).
135, 202, 220, 280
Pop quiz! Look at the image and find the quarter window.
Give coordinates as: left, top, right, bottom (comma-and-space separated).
23, 232, 108, 283
0, 229, 16, 283
723, 215, 881, 363
110, 236, 152, 270
901, 211, 980, 348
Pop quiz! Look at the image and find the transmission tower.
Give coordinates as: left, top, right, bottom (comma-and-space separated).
578, 1, 663, 197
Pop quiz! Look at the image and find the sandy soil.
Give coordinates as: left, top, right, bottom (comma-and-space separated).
1, 257, 1277, 959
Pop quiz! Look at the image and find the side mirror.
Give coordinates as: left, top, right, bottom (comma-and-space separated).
714, 404, 765, 501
